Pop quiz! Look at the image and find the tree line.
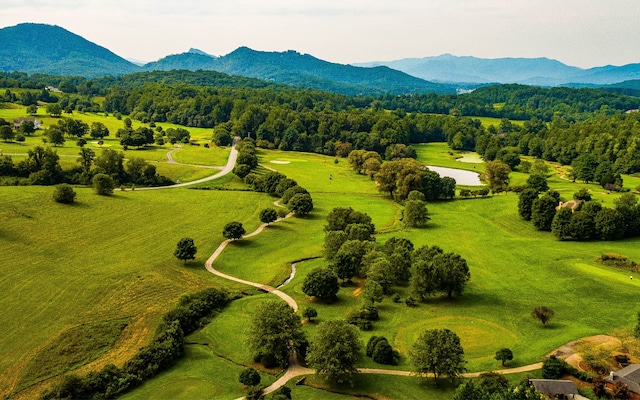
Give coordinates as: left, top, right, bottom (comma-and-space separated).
39, 288, 230, 399
518, 177, 640, 241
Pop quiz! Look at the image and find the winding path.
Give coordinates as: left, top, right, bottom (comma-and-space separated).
201, 209, 544, 396
138, 137, 239, 190
108, 137, 543, 395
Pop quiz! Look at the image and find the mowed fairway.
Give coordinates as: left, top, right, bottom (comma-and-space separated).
0, 185, 276, 397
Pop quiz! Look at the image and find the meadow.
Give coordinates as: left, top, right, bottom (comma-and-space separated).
3, 120, 640, 399
0, 106, 229, 183
123, 146, 640, 398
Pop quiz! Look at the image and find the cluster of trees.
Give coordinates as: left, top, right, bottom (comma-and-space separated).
453, 374, 545, 400
99, 80, 488, 156
519, 182, 640, 241
0, 145, 172, 187
39, 288, 230, 399
236, 142, 314, 217
378, 84, 639, 121
374, 158, 456, 201
473, 112, 640, 185
315, 207, 470, 315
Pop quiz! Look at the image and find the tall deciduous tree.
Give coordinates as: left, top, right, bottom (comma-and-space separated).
306, 320, 362, 384
90, 121, 110, 140
518, 188, 538, 221
302, 268, 339, 301
409, 328, 466, 386
532, 194, 558, 231
0, 125, 14, 142
259, 208, 278, 225
484, 160, 511, 193
403, 199, 429, 228
552, 207, 574, 240
223, 221, 246, 240
531, 306, 555, 326
246, 301, 306, 368
174, 237, 197, 264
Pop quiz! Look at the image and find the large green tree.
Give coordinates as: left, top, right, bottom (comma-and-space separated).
92, 173, 115, 196
403, 199, 429, 228
531, 194, 558, 231
174, 237, 197, 264
259, 208, 278, 225
484, 160, 511, 193
306, 320, 362, 384
246, 301, 306, 368
409, 328, 466, 386
287, 193, 313, 216
302, 268, 339, 301
0, 125, 14, 142
518, 188, 538, 221
223, 221, 246, 240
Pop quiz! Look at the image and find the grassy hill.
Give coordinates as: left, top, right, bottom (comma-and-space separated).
3, 109, 640, 398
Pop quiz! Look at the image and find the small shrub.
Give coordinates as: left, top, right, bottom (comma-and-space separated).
53, 184, 77, 204
372, 339, 398, 365
405, 296, 417, 307
391, 293, 401, 303
92, 173, 114, 196
366, 336, 382, 357
239, 367, 261, 386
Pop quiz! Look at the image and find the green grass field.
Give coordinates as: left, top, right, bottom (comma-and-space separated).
4, 135, 640, 399
0, 106, 229, 183
0, 185, 276, 397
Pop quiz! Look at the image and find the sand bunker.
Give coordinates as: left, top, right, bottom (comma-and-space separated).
270, 160, 291, 164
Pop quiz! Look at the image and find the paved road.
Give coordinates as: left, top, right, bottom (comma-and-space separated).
139, 137, 239, 190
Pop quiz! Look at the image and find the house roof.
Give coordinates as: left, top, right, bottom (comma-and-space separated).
606, 364, 640, 394
529, 379, 579, 395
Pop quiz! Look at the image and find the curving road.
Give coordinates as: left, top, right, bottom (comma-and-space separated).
126, 136, 543, 395
202, 210, 544, 397
139, 137, 239, 190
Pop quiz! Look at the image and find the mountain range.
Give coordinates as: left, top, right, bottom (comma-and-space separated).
1, 23, 640, 95
354, 54, 640, 86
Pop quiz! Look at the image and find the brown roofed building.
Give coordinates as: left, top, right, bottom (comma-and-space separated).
606, 364, 640, 400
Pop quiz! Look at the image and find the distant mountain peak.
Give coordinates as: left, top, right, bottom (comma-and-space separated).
353, 54, 639, 86
188, 48, 213, 57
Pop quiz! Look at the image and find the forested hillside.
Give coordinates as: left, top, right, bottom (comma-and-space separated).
0, 23, 140, 77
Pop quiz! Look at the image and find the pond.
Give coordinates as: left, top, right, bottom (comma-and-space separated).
427, 165, 483, 186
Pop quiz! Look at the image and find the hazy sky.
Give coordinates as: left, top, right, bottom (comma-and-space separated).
1, 0, 638, 68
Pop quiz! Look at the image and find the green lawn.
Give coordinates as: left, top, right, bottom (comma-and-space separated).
5, 139, 640, 399
0, 185, 276, 396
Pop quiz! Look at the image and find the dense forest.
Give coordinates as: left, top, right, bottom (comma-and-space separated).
2, 70, 640, 175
